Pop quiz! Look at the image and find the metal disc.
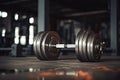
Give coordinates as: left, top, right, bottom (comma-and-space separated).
41, 31, 61, 60
87, 33, 94, 61
92, 34, 102, 61
87, 33, 102, 61
75, 30, 87, 61
33, 32, 47, 60
75, 30, 84, 60
36, 32, 47, 60
81, 31, 90, 61
33, 32, 43, 59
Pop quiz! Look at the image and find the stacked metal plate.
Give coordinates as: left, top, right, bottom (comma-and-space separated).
33, 31, 61, 60
75, 30, 103, 62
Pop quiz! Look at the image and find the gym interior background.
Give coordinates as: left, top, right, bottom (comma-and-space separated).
0, 0, 120, 80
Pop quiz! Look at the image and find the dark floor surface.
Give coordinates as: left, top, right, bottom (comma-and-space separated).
0, 55, 120, 80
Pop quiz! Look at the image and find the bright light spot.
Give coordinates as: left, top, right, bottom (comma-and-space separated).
20, 36, 26, 45
66, 71, 76, 76
15, 27, 19, 37
2, 29, 6, 37
14, 27, 19, 44
29, 25, 34, 45
14, 13, 19, 20
29, 68, 33, 72
14, 37, 19, 44
29, 17, 34, 24
29, 25, 34, 35
29, 38, 33, 45
1, 11, 8, 18
14, 68, 19, 73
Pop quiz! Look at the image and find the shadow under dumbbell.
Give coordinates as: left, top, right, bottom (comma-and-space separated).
58, 48, 77, 60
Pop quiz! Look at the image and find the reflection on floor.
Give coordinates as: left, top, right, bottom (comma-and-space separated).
0, 56, 119, 80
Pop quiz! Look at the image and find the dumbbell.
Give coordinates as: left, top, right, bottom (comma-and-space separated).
33, 30, 104, 62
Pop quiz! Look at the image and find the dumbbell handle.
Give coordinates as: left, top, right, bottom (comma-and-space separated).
55, 44, 75, 48
49, 44, 75, 49
51, 43, 103, 50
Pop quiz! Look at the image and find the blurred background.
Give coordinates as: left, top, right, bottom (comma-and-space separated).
0, 0, 119, 57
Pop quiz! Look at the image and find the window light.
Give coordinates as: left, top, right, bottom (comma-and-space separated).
14, 27, 19, 44
15, 27, 19, 37
20, 36, 26, 45
29, 25, 34, 45
1, 11, 8, 18
14, 37, 19, 44
29, 17, 34, 24
14, 13, 19, 20
2, 29, 6, 37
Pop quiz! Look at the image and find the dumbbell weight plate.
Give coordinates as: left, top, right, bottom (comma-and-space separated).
75, 30, 88, 61
75, 31, 102, 62
33, 32, 42, 59
33, 32, 46, 60
75, 30, 83, 60
81, 31, 91, 61
87, 33, 102, 61
33, 33, 38, 57
41, 31, 61, 60
87, 33, 94, 61
36, 32, 47, 60
76, 31, 92, 62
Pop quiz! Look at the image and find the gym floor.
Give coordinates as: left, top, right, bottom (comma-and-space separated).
0, 54, 119, 80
